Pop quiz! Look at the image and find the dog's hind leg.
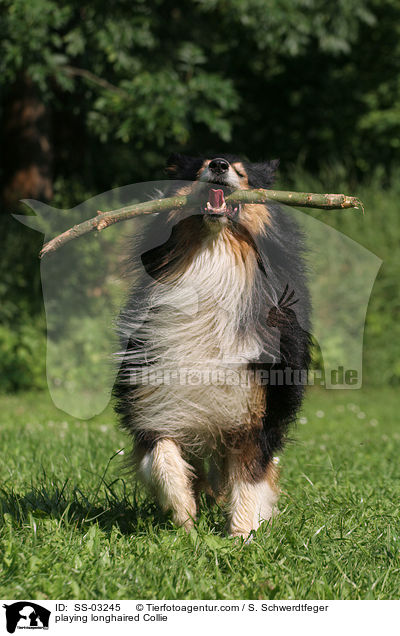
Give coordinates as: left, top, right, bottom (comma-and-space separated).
137, 438, 197, 531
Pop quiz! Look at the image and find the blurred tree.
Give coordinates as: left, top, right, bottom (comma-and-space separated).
2, 76, 52, 210
1, 0, 388, 195
1, 0, 400, 390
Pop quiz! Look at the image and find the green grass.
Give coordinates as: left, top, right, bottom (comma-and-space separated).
0, 387, 399, 600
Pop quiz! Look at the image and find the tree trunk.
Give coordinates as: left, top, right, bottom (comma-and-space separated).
0, 75, 52, 318
1, 74, 53, 213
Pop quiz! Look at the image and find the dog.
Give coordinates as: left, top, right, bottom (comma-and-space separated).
114, 154, 311, 537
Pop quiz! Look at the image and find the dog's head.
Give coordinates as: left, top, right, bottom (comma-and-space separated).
166, 153, 279, 188
165, 153, 279, 235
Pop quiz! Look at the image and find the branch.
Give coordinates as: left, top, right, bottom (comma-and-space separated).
39, 189, 364, 259
61, 65, 129, 98
231, 189, 364, 211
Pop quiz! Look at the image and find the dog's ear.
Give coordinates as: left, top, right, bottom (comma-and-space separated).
165, 153, 203, 180
244, 159, 280, 188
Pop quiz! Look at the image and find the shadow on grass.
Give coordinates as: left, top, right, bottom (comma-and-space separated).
0, 448, 227, 536
0, 479, 226, 537
0, 447, 173, 535
0, 479, 169, 535
0, 480, 177, 534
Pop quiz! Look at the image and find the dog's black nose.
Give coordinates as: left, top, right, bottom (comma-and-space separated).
209, 158, 229, 174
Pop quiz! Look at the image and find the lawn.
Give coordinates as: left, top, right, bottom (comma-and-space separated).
0, 387, 399, 600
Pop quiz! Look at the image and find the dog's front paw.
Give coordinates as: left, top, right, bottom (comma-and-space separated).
172, 504, 196, 533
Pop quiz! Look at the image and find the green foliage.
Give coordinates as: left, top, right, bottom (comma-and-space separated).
0, 388, 399, 599
1, 0, 240, 154
0, 214, 46, 392
0, 320, 46, 392
2, 0, 396, 178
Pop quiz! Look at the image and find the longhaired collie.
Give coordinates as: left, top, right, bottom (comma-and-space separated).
114, 154, 311, 538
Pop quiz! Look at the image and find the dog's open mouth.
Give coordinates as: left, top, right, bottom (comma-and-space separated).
203, 189, 240, 220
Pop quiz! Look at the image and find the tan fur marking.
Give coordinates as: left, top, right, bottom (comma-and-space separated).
266, 461, 280, 492
197, 159, 211, 178
232, 162, 249, 188
241, 203, 271, 235
165, 164, 178, 176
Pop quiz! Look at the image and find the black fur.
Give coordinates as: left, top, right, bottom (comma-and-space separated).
255, 202, 311, 474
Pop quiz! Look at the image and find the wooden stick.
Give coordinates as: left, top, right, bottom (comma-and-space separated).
231, 189, 363, 210
39, 189, 364, 258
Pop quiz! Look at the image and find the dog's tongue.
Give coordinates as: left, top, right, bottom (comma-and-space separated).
209, 188, 225, 208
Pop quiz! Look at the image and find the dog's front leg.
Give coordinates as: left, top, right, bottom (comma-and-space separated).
226, 456, 279, 539
137, 438, 196, 531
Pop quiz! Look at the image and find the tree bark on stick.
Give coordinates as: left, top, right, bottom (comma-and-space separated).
39, 189, 364, 259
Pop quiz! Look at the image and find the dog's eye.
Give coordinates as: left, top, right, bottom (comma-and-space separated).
234, 167, 245, 178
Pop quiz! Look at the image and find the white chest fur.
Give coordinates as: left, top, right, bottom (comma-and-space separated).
124, 232, 264, 447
